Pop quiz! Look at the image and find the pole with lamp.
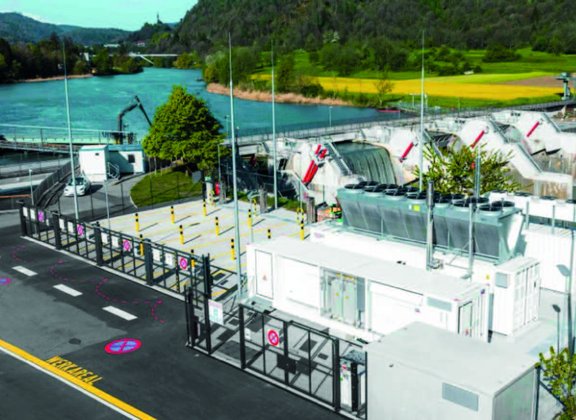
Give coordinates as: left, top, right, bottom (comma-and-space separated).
228, 33, 243, 293
63, 40, 79, 220
329, 106, 333, 128
28, 169, 34, 206
271, 43, 278, 210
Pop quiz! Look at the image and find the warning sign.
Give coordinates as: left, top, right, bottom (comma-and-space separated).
208, 300, 224, 325
267, 328, 280, 347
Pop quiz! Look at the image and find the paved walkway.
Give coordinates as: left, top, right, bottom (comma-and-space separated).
103, 198, 307, 273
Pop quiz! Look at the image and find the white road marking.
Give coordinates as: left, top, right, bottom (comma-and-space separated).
12, 266, 37, 276
102, 306, 137, 321
53, 284, 82, 297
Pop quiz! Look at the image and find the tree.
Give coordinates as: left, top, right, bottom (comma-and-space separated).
92, 47, 113, 75
538, 347, 576, 419
414, 144, 520, 195
277, 53, 295, 92
374, 71, 395, 107
142, 85, 223, 172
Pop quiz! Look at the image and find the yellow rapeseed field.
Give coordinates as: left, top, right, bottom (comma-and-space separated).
316, 76, 558, 100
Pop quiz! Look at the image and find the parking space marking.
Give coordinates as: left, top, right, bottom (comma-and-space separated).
53, 284, 83, 297
0, 338, 154, 419
103, 306, 138, 321
12, 266, 37, 276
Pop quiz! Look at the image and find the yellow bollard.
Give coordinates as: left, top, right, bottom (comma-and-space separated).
202, 200, 207, 217
179, 224, 184, 245
191, 249, 196, 270
296, 207, 300, 222
299, 219, 305, 241
248, 209, 252, 228
170, 206, 175, 224
267, 228, 272, 240
139, 234, 144, 256
134, 213, 140, 233
230, 238, 236, 260
215, 216, 220, 236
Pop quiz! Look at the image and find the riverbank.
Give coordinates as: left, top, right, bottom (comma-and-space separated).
21, 74, 94, 83
206, 83, 353, 106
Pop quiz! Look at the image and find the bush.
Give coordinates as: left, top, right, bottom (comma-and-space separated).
483, 45, 520, 62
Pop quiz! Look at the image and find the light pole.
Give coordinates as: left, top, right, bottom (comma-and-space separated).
28, 169, 34, 206
63, 41, 79, 220
228, 33, 243, 293
271, 44, 278, 210
558, 263, 574, 355
104, 180, 111, 231
553, 304, 561, 352
329, 106, 333, 128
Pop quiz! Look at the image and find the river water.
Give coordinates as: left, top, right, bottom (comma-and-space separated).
0, 68, 386, 140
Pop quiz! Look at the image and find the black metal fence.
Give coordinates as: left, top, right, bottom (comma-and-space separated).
184, 269, 367, 418
18, 202, 207, 296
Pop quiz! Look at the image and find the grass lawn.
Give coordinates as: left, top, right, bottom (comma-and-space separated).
251, 48, 574, 106
131, 168, 203, 207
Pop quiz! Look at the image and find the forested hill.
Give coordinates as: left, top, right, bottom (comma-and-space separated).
174, 0, 575, 54
0, 13, 128, 45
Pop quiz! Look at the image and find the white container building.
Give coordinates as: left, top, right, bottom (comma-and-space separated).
367, 322, 537, 420
310, 222, 541, 337
246, 237, 489, 342
78, 144, 146, 183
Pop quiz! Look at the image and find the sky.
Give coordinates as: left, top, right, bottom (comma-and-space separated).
0, 0, 197, 30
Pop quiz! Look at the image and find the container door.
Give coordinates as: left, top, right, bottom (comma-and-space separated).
255, 251, 273, 299
458, 302, 473, 337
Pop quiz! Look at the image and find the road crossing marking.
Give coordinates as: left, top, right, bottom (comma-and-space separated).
12, 266, 37, 276
103, 306, 137, 321
53, 284, 83, 297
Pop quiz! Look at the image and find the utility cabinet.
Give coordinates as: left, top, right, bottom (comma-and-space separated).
367, 323, 536, 420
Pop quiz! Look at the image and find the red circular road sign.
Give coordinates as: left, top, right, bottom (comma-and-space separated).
77, 224, 85, 236
122, 239, 132, 251
0, 278, 11, 286
178, 257, 188, 270
38, 211, 45, 223
267, 329, 280, 347
105, 338, 142, 355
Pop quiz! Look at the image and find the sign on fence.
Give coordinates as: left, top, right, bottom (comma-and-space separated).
208, 300, 224, 325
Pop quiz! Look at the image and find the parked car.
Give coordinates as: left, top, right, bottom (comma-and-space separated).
64, 176, 91, 197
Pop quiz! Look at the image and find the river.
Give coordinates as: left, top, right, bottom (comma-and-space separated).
0, 68, 392, 140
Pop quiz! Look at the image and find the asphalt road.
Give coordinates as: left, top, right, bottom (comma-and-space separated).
0, 213, 339, 419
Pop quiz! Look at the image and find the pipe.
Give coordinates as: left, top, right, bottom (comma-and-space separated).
426, 180, 435, 271
470, 130, 485, 148
526, 121, 540, 138
400, 142, 414, 161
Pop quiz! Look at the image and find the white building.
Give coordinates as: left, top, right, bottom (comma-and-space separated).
78, 144, 147, 183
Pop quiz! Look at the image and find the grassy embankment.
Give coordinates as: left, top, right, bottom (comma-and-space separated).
131, 167, 203, 207
253, 48, 576, 108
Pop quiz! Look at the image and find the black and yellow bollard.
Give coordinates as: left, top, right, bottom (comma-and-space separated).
299, 219, 305, 241
134, 213, 140, 233
296, 207, 301, 222
170, 205, 175, 224
248, 209, 253, 228
190, 249, 196, 270
139, 234, 144, 256
215, 216, 220, 236
267, 228, 272, 240
230, 238, 236, 260
202, 200, 207, 217
179, 224, 184, 245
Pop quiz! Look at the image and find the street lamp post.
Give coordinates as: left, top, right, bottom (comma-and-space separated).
558, 262, 574, 355
104, 180, 111, 231
329, 106, 333, 128
28, 169, 34, 206
228, 34, 243, 294
553, 304, 561, 352
63, 42, 79, 220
